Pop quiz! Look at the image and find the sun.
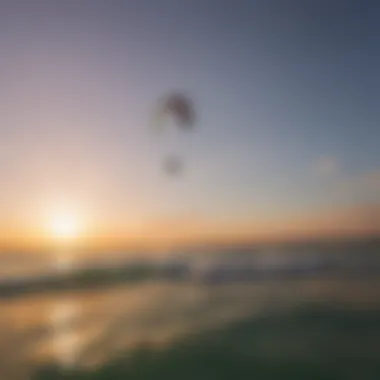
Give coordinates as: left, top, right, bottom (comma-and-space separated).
49, 212, 81, 242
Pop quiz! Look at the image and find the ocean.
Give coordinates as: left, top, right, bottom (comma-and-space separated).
0, 238, 379, 379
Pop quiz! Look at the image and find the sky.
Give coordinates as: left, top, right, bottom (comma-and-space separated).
0, 0, 379, 248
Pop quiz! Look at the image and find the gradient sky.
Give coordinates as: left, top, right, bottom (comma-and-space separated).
0, 0, 379, 246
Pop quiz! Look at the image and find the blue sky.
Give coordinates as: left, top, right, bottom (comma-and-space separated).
0, 0, 379, 244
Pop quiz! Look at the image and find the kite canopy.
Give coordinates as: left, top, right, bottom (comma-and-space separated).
155, 92, 195, 132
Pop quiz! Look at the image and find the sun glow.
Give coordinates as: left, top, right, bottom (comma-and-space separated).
49, 212, 82, 242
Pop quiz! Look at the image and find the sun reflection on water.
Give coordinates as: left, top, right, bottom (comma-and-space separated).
49, 299, 80, 369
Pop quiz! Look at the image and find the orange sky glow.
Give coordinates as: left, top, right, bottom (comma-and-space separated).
0, 203, 378, 252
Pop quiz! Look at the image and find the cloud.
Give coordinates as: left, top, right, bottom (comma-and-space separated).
356, 170, 380, 192
338, 169, 380, 198
315, 156, 339, 177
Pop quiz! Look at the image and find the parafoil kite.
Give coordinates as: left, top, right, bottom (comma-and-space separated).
155, 92, 196, 131
154, 92, 196, 176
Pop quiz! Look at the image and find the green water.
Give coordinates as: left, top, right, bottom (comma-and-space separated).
36, 305, 380, 380
0, 278, 379, 380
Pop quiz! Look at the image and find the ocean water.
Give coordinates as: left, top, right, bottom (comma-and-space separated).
0, 239, 379, 379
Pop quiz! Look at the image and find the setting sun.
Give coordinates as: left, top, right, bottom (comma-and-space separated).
49, 213, 82, 242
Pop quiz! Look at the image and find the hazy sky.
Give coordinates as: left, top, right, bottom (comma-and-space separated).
0, 0, 379, 246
